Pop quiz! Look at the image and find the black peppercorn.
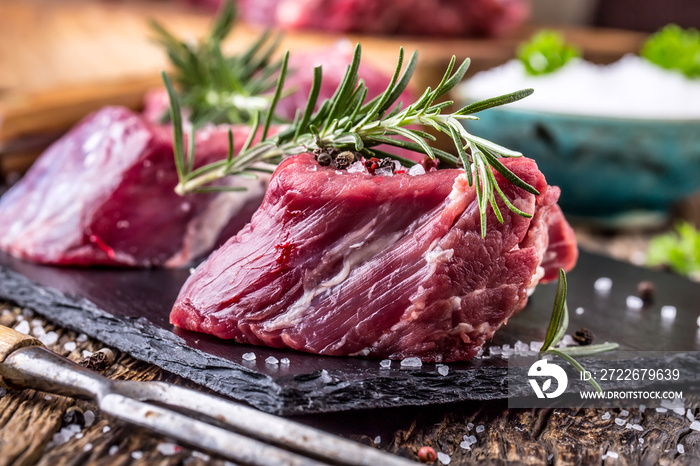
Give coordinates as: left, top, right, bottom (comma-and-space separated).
637, 280, 655, 305
62, 406, 85, 428
573, 328, 594, 346
334, 151, 355, 170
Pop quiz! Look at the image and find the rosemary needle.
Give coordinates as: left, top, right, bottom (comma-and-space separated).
164, 44, 538, 237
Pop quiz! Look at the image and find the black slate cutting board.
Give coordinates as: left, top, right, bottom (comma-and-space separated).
0, 250, 699, 415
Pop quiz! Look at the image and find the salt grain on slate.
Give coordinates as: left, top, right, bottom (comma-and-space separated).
640, 404, 646, 412
626, 295, 643, 310
620, 409, 629, 417
242, 352, 256, 361
84, 410, 95, 427
687, 409, 695, 422
77, 334, 88, 343
615, 418, 625, 426
631, 424, 643, 431
374, 436, 381, 444
64, 341, 77, 352
689, 420, 700, 431
437, 452, 451, 465
437, 365, 449, 376
678, 444, 685, 454
656, 407, 668, 413
594, 277, 612, 294
400, 357, 422, 368
602, 412, 611, 420
265, 356, 279, 365
476, 425, 485, 433
280, 358, 290, 365
14, 320, 30, 334
661, 305, 677, 321
380, 359, 391, 368
467, 422, 474, 431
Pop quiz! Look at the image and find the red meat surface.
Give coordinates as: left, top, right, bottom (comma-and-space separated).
171, 153, 577, 362
0, 107, 268, 267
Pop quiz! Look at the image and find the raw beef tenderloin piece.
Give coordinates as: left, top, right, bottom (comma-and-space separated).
237, 0, 529, 38
0, 106, 268, 267
171, 153, 578, 362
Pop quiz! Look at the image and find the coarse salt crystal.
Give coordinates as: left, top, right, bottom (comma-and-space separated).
559, 334, 576, 347
437, 452, 451, 464
530, 341, 543, 352
639, 438, 644, 444
639, 404, 646, 412
380, 359, 392, 368
687, 409, 695, 422
347, 161, 366, 174
656, 407, 668, 413
109, 445, 119, 456
614, 418, 625, 426
661, 305, 677, 321
476, 425, 485, 433
437, 365, 449, 376
83, 443, 93, 452
280, 358, 290, 365
678, 444, 685, 454
32, 326, 46, 337
31, 319, 43, 327
103, 426, 111, 433
691, 420, 700, 431
77, 334, 88, 343
84, 410, 95, 427
39, 332, 59, 346
575, 307, 584, 315
44, 395, 52, 401
467, 422, 474, 431
68, 424, 81, 433
514, 341, 530, 353
192, 451, 211, 461
374, 436, 381, 444
606, 451, 618, 459
242, 352, 256, 361
408, 164, 426, 176
620, 409, 629, 417
400, 357, 422, 368
82, 350, 93, 359
75, 433, 84, 440
489, 346, 502, 356
631, 424, 643, 431
131, 451, 143, 460
14, 320, 30, 335
265, 356, 279, 365
626, 295, 643, 310
375, 167, 394, 176
673, 408, 686, 416
319, 369, 333, 383
602, 412, 611, 420
64, 341, 77, 352
594, 277, 612, 294
157, 442, 181, 456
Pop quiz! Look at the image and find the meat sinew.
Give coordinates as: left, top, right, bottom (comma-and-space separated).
171, 153, 577, 362
0, 106, 267, 267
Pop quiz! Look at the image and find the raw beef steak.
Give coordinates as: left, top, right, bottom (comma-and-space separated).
236, 0, 529, 37
171, 153, 577, 362
0, 106, 267, 267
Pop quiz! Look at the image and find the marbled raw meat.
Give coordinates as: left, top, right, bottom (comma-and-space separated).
171, 153, 577, 362
236, 0, 529, 37
0, 106, 267, 267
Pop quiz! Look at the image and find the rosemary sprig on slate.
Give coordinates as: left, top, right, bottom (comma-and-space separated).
165, 44, 538, 236
540, 269, 619, 393
151, 0, 282, 126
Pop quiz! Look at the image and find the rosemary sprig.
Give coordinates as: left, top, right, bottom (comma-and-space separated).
166, 44, 540, 236
540, 269, 619, 393
151, 0, 282, 126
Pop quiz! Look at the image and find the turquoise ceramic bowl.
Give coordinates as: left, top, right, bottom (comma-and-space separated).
463, 108, 700, 224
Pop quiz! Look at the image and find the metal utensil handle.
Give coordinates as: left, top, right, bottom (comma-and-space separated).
0, 325, 43, 388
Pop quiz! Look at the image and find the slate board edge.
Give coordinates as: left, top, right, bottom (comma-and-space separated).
0, 265, 511, 415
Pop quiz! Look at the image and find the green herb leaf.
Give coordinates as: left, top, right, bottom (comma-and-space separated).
153, 0, 282, 126
167, 45, 542, 236
647, 221, 700, 279
641, 24, 700, 79
549, 349, 603, 393
517, 30, 580, 76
